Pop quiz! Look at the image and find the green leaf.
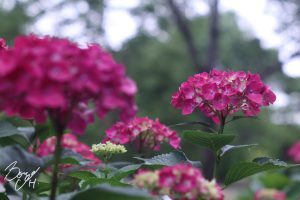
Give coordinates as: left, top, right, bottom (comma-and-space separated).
43, 149, 91, 166
0, 121, 23, 137
286, 181, 300, 200
134, 151, 201, 167
0, 145, 44, 192
224, 157, 298, 186
220, 144, 258, 157
36, 182, 51, 195
0, 145, 44, 175
0, 121, 35, 148
111, 151, 200, 181
260, 173, 290, 190
68, 171, 97, 181
40, 192, 77, 200
80, 178, 130, 189
183, 130, 235, 152
71, 184, 153, 200
110, 164, 143, 181
0, 192, 9, 200
226, 116, 259, 124
169, 121, 216, 132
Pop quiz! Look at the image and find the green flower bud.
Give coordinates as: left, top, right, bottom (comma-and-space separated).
91, 141, 127, 155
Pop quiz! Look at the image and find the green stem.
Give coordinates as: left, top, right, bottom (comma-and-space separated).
214, 115, 226, 180
49, 124, 64, 200
213, 159, 218, 179
103, 153, 111, 179
22, 192, 27, 200
218, 115, 225, 134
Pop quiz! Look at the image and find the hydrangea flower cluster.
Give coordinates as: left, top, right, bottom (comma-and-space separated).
0, 35, 137, 134
171, 69, 276, 123
132, 164, 224, 200
254, 189, 286, 200
103, 117, 180, 150
91, 141, 127, 155
288, 141, 300, 163
31, 133, 101, 169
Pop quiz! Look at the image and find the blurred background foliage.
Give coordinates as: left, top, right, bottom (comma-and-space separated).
0, 0, 300, 198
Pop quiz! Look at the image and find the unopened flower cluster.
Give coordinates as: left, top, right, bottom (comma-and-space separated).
103, 117, 180, 150
0, 35, 137, 134
132, 164, 224, 200
288, 141, 300, 163
254, 189, 286, 200
31, 133, 101, 169
171, 69, 276, 123
91, 141, 127, 155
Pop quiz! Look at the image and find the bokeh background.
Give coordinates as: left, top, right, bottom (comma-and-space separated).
1, 0, 300, 199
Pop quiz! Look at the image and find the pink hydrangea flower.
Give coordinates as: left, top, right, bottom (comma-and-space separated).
30, 133, 101, 170
132, 164, 224, 200
254, 189, 286, 200
103, 117, 180, 150
0, 35, 137, 134
171, 69, 276, 123
0, 38, 7, 50
288, 141, 300, 163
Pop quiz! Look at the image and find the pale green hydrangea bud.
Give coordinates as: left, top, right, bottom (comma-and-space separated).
91, 141, 127, 155
131, 170, 160, 192
200, 179, 223, 200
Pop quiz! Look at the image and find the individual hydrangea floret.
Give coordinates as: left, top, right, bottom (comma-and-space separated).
91, 141, 127, 155
254, 189, 286, 200
29, 133, 101, 170
288, 141, 300, 163
171, 69, 276, 123
0, 35, 137, 134
132, 164, 224, 200
103, 116, 180, 150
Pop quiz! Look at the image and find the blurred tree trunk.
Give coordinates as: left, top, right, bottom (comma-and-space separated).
207, 0, 220, 68
167, 0, 209, 72
203, 0, 220, 180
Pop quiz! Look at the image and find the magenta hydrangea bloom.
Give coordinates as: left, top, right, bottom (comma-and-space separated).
0, 35, 137, 134
103, 117, 180, 150
0, 38, 7, 50
30, 133, 101, 170
132, 164, 224, 200
171, 69, 276, 123
288, 141, 300, 163
254, 189, 286, 200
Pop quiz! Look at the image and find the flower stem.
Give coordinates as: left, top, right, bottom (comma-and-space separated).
218, 116, 225, 134
214, 115, 226, 180
49, 123, 64, 200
